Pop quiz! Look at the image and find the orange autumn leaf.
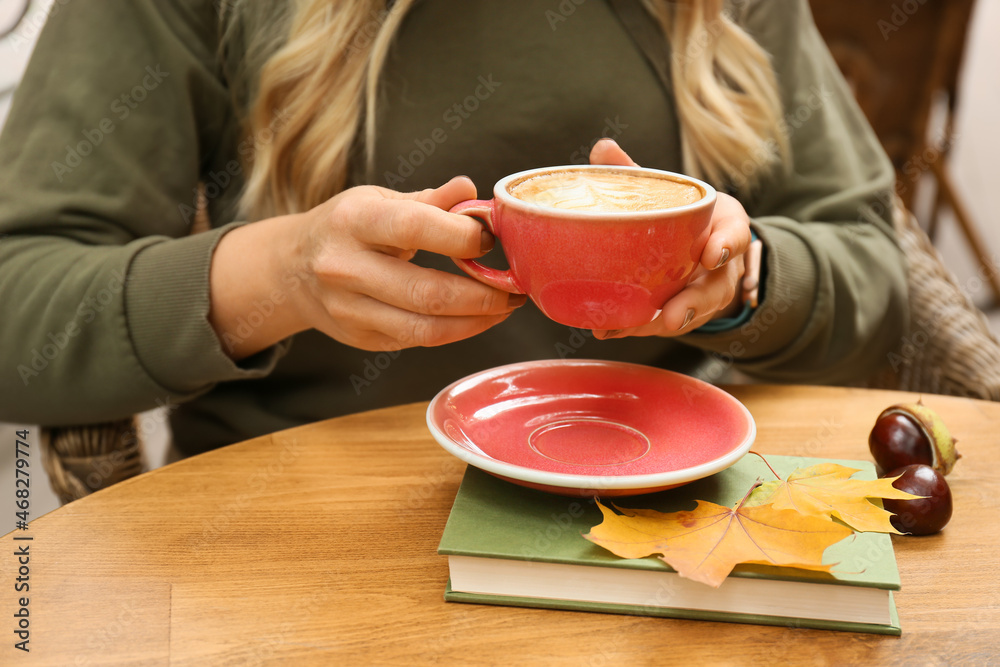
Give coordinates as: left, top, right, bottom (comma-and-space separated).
584, 499, 853, 588
745, 463, 924, 534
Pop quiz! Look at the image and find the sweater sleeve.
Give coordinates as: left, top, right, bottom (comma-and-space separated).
681, 0, 908, 385
0, 0, 288, 426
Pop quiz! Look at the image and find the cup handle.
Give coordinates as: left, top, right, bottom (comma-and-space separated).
449, 199, 524, 294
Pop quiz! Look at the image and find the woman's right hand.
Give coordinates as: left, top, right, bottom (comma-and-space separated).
209, 176, 524, 359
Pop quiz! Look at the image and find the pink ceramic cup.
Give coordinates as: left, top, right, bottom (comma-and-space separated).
451, 165, 717, 330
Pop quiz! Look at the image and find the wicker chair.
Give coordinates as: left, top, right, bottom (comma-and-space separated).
865, 200, 1000, 400
41, 418, 144, 505
809, 0, 1000, 305
807, 0, 1000, 395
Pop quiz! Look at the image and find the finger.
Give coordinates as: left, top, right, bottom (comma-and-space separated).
411, 175, 478, 210
595, 259, 744, 339
702, 193, 752, 271
369, 175, 478, 209
339, 253, 525, 316
320, 294, 514, 351
589, 138, 639, 167
411, 176, 495, 258
658, 259, 744, 332
742, 239, 763, 308
352, 195, 490, 259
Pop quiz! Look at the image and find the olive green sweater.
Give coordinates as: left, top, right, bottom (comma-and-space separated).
0, 0, 906, 455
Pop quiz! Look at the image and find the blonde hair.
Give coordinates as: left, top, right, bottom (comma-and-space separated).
227, 0, 788, 221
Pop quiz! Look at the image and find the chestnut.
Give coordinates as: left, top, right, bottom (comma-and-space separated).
882, 464, 953, 535
869, 402, 960, 476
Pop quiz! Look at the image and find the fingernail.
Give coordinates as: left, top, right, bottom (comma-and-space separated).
480, 229, 495, 253
507, 294, 528, 308
680, 308, 695, 330
714, 247, 730, 270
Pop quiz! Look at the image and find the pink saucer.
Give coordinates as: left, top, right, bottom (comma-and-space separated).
426, 360, 755, 497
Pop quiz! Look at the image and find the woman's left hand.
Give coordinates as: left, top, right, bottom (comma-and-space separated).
588, 139, 752, 339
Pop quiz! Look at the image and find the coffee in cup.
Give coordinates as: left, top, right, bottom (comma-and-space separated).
507, 169, 702, 213
451, 165, 716, 330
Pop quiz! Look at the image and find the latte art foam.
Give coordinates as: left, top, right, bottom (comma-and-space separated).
508, 170, 702, 212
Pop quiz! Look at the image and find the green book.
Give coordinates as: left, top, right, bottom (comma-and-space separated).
439, 455, 902, 635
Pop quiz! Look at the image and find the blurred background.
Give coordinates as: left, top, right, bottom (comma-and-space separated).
2, 0, 998, 521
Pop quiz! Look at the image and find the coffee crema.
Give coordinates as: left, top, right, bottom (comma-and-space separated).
508, 169, 702, 213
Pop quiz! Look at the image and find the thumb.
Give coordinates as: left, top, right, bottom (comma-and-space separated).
589, 139, 639, 167
407, 175, 479, 211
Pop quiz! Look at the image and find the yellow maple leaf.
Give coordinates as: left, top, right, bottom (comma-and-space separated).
745, 463, 923, 534
584, 499, 853, 588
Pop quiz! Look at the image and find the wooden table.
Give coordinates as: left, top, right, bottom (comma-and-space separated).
4, 385, 999, 665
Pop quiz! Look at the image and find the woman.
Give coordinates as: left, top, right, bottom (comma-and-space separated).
0, 0, 906, 456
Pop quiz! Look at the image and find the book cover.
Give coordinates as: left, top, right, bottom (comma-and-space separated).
439, 455, 902, 635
